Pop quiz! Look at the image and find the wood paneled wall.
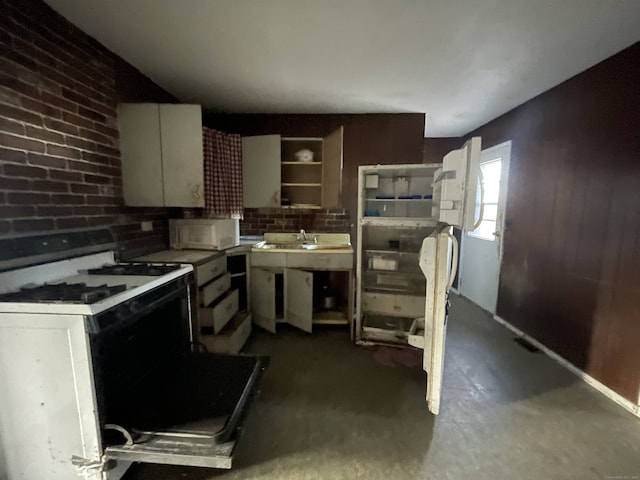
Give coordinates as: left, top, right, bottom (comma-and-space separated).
423, 137, 461, 165
466, 42, 640, 402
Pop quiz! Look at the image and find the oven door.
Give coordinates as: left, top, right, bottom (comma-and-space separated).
90, 279, 267, 471
103, 354, 267, 470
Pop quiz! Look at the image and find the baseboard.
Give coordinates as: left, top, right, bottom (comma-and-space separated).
449, 287, 459, 295
493, 315, 639, 418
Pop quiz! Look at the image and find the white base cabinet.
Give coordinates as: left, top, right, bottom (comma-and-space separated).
134, 249, 252, 354
250, 268, 314, 333
250, 266, 354, 336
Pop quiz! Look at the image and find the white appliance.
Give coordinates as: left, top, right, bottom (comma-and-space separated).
169, 218, 240, 250
0, 228, 265, 480
355, 137, 482, 415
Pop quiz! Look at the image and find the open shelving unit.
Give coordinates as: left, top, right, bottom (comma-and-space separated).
281, 137, 324, 208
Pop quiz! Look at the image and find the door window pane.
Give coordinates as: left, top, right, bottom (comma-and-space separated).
469, 158, 502, 241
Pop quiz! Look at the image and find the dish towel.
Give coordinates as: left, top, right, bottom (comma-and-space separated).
202, 127, 243, 218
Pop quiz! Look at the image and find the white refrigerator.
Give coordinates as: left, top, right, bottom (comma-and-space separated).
355, 137, 482, 414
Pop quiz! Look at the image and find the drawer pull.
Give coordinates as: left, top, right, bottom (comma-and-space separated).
226, 301, 233, 311
393, 305, 401, 311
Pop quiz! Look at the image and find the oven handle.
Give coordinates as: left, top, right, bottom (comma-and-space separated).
87, 279, 188, 336
104, 423, 135, 446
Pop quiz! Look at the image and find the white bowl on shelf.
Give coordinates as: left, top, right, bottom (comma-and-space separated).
294, 149, 314, 162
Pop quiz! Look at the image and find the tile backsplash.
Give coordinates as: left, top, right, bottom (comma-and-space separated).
240, 208, 351, 236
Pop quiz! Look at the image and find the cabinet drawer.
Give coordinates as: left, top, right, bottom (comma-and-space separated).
199, 289, 239, 334
200, 273, 231, 307
196, 255, 227, 286
362, 291, 424, 318
199, 312, 252, 355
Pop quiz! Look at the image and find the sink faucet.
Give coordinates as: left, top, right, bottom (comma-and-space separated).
299, 229, 308, 241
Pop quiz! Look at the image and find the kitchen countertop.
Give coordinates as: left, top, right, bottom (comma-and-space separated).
226, 236, 263, 254
134, 249, 224, 266
135, 237, 263, 263
239, 235, 264, 245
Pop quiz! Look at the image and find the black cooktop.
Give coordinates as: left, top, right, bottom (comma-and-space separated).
0, 282, 128, 304
87, 263, 181, 276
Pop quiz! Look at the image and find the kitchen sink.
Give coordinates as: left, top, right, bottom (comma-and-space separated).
253, 241, 350, 251
251, 233, 353, 268
251, 232, 352, 253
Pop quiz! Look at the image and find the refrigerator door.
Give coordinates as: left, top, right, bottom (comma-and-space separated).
432, 137, 482, 231
418, 227, 458, 414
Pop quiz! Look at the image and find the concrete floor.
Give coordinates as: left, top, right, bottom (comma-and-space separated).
123, 295, 640, 479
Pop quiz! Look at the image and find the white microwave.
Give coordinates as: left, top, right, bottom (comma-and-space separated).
169, 218, 239, 250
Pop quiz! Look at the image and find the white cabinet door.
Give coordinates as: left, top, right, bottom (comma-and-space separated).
321, 126, 343, 208
250, 268, 276, 333
118, 103, 164, 206
118, 103, 204, 207
159, 104, 204, 207
432, 137, 482, 231
242, 135, 281, 208
419, 227, 457, 415
0, 314, 102, 480
284, 268, 313, 333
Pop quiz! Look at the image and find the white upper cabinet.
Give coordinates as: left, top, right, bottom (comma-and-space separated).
118, 103, 204, 208
320, 126, 343, 208
118, 104, 164, 206
159, 104, 204, 207
242, 135, 281, 208
242, 127, 344, 209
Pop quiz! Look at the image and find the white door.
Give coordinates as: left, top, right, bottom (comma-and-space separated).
118, 103, 164, 207
284, 268, 313, 333
159, 104, 205, 207
321, 126, 343, 208
250, 268, 276, 333
432, 137, 482, 231
242, 135, 281, 208
419, 226, 458, 415
459, 141, 511, 313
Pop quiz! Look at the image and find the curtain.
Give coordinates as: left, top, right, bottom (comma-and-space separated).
202, 127, 243, 218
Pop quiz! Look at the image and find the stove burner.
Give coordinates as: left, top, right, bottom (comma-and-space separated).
0, 283, 128, 304
87, 263, 181, 276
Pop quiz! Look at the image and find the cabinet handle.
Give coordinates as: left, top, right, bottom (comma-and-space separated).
393, 305, 401, 311
193, 185, 201, 200
271, 190, 279, 206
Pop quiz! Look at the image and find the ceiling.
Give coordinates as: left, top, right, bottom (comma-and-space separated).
44, 0, 640, 137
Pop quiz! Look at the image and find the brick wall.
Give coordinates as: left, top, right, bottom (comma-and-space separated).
0, 0, 177, 259
240, 208, 351, 236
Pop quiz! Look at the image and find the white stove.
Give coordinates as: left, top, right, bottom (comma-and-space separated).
0, 251, 193, 315
0, 228, 266, 480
